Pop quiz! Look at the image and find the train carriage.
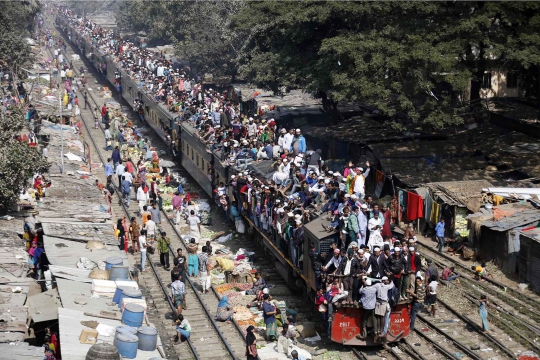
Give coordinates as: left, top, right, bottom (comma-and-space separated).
56, 14, 410, 347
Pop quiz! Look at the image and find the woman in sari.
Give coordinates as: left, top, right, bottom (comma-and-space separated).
245, 325, 257, 360
215, 296, 234, 323
262, 293, 277, 341
122, 217, 129, 253
137, 160, 147, 188
103, 188, 113, 214
116, 218, 125, 252
381, 205, 392, 238
245, 272, 267, 295
187, 238, 199, 277
33, 176, 44, 199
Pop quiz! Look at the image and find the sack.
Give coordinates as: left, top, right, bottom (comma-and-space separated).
147, 245, 155, 255
236, 220, 245, 234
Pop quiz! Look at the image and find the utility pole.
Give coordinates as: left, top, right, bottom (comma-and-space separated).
58, 63, 64, 174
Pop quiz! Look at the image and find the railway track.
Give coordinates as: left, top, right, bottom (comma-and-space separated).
415, 240, 538, 357
43, 19, 249, 360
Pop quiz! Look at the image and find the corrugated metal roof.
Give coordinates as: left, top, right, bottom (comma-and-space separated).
424, 180, 493, 207
41, 221, 117, 245
26, 288, 60, 323
43, 236, 128, 269
482, 209, 540, 232
49, 265, 92, 283
56, 278, 124, 315
58, 307, 163, 360
0, 343, 43, 359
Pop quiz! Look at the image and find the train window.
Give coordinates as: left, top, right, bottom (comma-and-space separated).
201, 159, 204, 171
319, 239, 333, 256
191, 148, 194, 161
196, 153, 199, 167
186, 144, 189, 156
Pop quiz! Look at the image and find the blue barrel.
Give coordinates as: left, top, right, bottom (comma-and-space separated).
114, 333, 138, 359
122, 303, 144, 327
109, 266, 129, 281
113, 286, 136, 304
113, 326, 137, 347
137, 326, 158, 351
118, 288, 142, 309
105, 256, 123, 270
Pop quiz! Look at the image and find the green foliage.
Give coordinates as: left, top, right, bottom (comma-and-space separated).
0, 0, 41, 71
118, 1, 540, 128
118, 0, 245, 79
0, 109, 50, 209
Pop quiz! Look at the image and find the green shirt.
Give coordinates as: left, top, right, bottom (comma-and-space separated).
157, 236, 170, 253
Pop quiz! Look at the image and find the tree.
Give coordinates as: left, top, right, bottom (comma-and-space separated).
0, 109, 50, 210
117, 0, 246, 81
0, 0, 41, 72
234, 1, 540, 128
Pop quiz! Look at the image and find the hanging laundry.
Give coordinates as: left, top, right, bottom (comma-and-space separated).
429, 202, 441, 224
406, 192, 424, 221
374, 170, 385, 198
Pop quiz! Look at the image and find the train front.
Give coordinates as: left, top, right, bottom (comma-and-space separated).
330, 301, 411, 346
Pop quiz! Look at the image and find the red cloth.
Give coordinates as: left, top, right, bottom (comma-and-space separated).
406, 192, 424, 221
382, 210, 392, 237
410, 252, 417, 272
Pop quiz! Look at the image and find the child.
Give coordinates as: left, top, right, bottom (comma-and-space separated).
427, 275, 438, 317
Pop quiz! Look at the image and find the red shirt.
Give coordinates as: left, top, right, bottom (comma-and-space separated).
125, 161, 134, 173
101, 105, 107, 116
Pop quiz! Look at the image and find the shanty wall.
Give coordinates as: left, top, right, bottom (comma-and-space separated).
519, 233, 540, 293
478, 227, 522, 274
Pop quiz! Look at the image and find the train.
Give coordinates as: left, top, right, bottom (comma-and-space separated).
54, 13, 412, 346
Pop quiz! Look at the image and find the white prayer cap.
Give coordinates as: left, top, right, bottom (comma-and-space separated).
394, 247, 401, 252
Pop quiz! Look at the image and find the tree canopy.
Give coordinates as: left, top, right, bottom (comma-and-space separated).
0, 109, 50, 210
117, 1, 540, 128
0, 0, 41, 71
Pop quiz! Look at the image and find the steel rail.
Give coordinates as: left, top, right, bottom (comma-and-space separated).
45, 20, 237, 359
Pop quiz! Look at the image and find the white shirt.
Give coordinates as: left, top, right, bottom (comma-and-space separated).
325, 255, 342, 269
138, 235, 147, 251
343, 257, 353, 276
137, 187, 148, 201
105, 129, 111, 139
368, 217, 382, 235
123, 172, 133, 183
428, 281, 438, 295
283, 133, 294, 151
145, 220, 156, 235
187, 216, 200, 231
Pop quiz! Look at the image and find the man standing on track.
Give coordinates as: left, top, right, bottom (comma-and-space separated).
198, 246, 211, 294
158, 231, 171, 270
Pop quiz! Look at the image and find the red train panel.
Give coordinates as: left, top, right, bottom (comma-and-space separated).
331, 303, 411, 345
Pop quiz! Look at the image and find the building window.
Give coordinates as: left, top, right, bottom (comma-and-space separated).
481, 72, 492, 89
507, 72, 518, 88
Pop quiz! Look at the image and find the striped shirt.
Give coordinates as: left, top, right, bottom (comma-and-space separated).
414, 283, 426, 303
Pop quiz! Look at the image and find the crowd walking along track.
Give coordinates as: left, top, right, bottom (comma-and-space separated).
44, 18, 247, 360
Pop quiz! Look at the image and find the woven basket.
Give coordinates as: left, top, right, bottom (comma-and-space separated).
89, 269, 109, 280
85, 343, 120, 360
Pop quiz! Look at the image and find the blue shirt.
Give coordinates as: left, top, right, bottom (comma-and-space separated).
435, 221, 445, 237
177, 184, 185, 195
105, 163, 113, 176
262, 301, 276, 324
121, 180, 131, 194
